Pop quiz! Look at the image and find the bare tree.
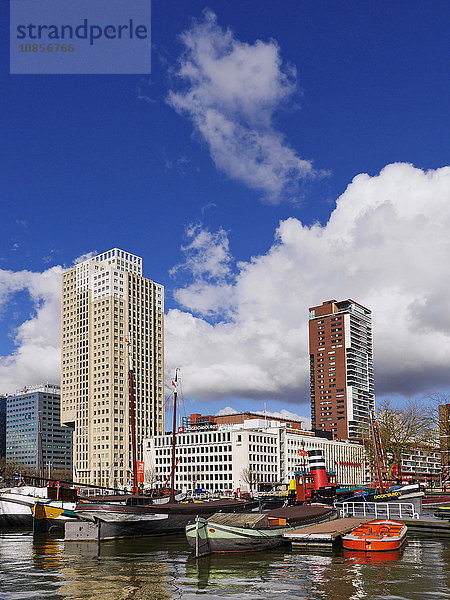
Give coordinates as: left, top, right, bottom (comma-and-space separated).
240, 468, 259, 493
376, 398, 437, 476
144, 465, 160, 494
188, 470, 200, 492
0, 458, 36, 485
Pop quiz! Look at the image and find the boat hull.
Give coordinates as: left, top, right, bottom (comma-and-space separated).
342, 519, 407, 552
67, 511, 174, 540
32, 501, 78, 534
186, 505, 336, 556
0, 488, 49, 528
186, 517, 291, 554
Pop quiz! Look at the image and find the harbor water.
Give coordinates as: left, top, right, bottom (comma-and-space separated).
1, 531, 450, 600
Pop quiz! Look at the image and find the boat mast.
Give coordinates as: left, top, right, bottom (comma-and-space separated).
369, 410, 388, 492
169, 369, 180, 503
127, 337, 138, 494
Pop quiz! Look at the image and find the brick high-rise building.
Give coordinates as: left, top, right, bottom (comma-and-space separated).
61, 248, 164, 488
308, 299, 374, 440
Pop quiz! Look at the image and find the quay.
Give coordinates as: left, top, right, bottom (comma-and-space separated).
284, 517, 372, 548
285, 500, 450, 548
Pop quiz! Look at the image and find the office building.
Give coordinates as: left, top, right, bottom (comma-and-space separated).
309, 299, 374, 440
6, 384, 72, 474
61, 248, 165, 488
0, 395, 6, 458
143, 416, 365, 493
185, 411, 306, 431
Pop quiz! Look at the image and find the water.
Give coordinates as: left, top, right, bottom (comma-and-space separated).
1, 531, 450, 600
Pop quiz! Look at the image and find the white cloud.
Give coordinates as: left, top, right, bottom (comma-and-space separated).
73, 251, 96, 264
215, 406, 237, 416
0, 266, 63, 393
0, 252, 96, 394
170, 224, 235, 317
165, 163, 450, 406
168, 10, 318, 203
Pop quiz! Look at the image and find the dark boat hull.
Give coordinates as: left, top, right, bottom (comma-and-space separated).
97, 513, 194, 539
0, 513, 33, 527
70, 499, 259, 540
68, 511, 198, 540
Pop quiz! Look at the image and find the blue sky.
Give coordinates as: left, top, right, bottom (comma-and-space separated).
0, 1, 449, 424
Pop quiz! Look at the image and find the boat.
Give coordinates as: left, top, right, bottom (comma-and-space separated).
342, 519, 407, 551
71, 496, 258, 539
0, 486, 50, 527
0, 483, 79, 528
186, 504, 336, 557
32, 500, 79, 534
65, 510, 170, 541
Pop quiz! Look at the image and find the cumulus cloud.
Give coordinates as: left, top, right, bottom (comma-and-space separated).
168, 10, 318, 203
0, 266, 63, 393
165, 163, 450, 405
170, 224, 235, 317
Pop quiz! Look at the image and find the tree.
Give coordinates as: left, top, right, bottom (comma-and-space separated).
144, 465, 161, 493
0, 457, 36, 485
376, 398, 437, 477
240, 468, 259, 493
188, 470, 201, 492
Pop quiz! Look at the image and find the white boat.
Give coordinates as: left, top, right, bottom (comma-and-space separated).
0, 486, 50, 527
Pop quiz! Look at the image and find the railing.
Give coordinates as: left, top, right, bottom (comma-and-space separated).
339, 501, 419, 520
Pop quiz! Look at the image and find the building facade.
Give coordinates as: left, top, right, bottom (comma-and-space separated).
61, 248, 165, 488
143, 417, 366, 494
185, 411, 305, 431
6, 384, 72, 474
0, 395, 6, 458
309, 299, 374, 440
439, 403, 450, 466
399, 446, 441, 486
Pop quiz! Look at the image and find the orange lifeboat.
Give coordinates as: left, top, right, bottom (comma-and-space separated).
342, 519, 407, 552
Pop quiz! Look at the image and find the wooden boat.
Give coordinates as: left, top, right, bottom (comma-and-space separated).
342, 519, 407, 551
32, 500, 79, 534
0, 486, 50, 527
0, 484, 78, 528
70, 497, 258, 540
186, 504, 336, 557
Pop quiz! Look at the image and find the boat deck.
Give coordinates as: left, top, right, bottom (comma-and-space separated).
284, 517, 373, 547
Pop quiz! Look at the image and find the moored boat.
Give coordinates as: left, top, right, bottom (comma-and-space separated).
0, 486, 49, 527
342, 519, 407, 552
70, 497, 258, 539
186, 504, 336, 557
32, 500, 79, 534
